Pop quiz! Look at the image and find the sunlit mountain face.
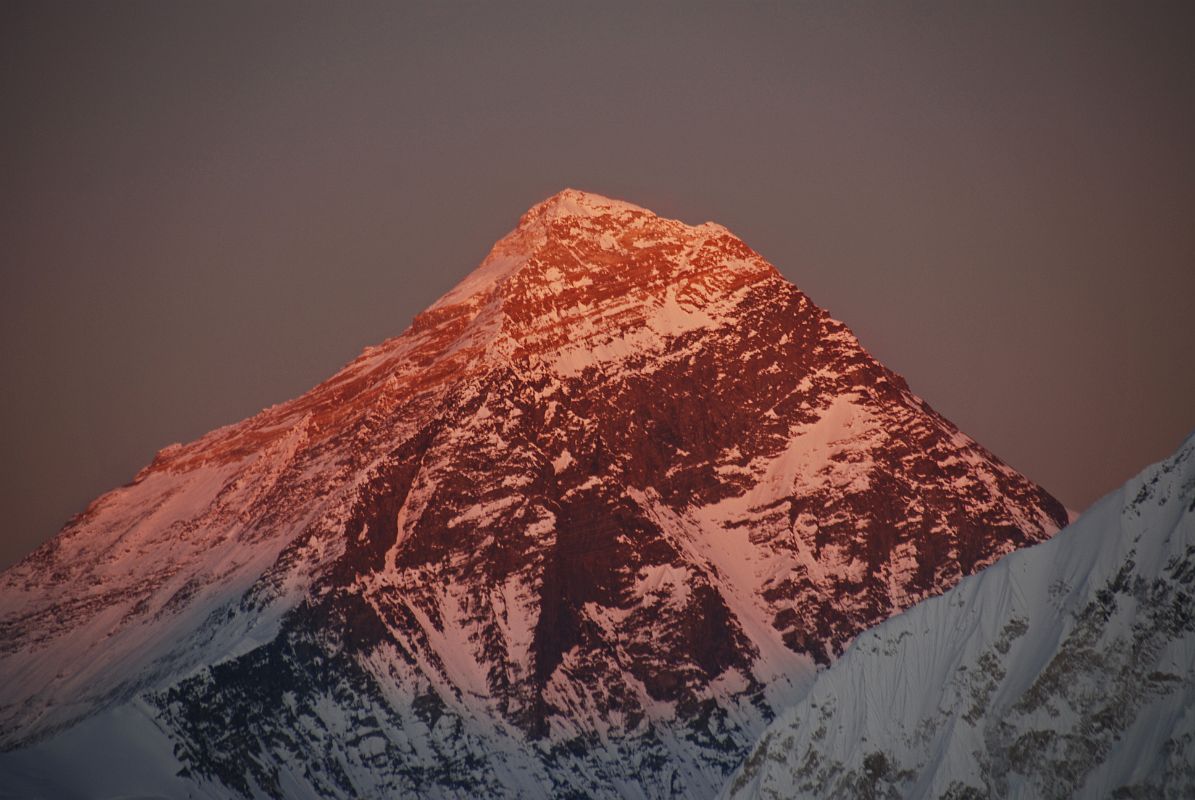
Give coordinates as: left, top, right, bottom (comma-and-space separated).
0, 190, 1066, 798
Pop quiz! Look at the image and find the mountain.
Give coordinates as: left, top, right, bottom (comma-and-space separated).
723, 433, 1195, 800
0, 189, 1066, 799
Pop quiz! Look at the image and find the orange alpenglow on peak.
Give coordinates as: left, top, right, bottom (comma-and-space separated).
518, 187, 652, 223
0, 189, 1067, 799
424, 189, 776, 363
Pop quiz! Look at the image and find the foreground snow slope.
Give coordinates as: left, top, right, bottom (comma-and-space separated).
0, 190, 1065, 799
724, 433, 1195, 800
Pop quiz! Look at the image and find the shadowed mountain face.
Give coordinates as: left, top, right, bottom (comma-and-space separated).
0, 190, 1067, 798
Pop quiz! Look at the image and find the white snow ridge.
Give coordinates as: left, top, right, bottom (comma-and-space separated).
723, 432, 1195, 800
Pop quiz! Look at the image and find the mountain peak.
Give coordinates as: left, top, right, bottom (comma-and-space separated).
430, 190, 757, 310
519, 188, 650, 226
0, 188, 1069, 799
419, 191, 778, 375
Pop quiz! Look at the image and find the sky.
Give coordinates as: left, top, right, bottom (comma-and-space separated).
2, 1, 1193, 568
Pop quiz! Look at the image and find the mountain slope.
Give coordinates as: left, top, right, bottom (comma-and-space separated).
723, 433, 1195, 800
0, 189, 1066, 798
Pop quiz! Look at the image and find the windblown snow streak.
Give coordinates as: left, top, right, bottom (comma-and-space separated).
724, 434, 1195, 800
0, 190, 1065, 798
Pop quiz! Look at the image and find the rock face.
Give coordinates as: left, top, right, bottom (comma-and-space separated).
0, 190, 1066, 798
723, 433, 1195, 800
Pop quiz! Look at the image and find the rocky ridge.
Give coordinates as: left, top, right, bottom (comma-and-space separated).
723, 433, 1195, 800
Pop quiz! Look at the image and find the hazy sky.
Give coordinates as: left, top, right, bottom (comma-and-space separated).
2, 1, 1193, 568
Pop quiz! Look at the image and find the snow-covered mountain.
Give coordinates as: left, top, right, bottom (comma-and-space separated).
0, 190, 1066, 799
723, 433, 1195, 800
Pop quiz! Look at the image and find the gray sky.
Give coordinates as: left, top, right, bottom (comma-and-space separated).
2, 1, 1193, 568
